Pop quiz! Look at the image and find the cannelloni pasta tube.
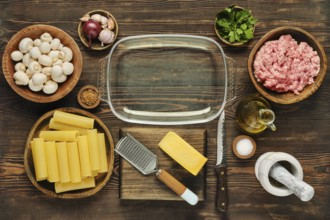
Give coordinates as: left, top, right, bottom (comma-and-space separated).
44, 141, 59, 183
67, 141, 81, 183
97, 133, 108, 173
39, 130, 78, 142
77, 135, 92, 178
87, 129, 100, 172
56, 142, 71, 183
31, 138, 48, 181
49, 118, 87, 135
53, 110, 94, 129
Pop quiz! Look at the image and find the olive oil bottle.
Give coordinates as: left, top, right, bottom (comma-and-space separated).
236, 94, 276, 135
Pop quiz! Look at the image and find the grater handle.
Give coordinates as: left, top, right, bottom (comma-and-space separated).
156, 169, 198, 205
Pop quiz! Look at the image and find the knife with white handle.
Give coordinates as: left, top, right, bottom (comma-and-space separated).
214, 111, 227, 212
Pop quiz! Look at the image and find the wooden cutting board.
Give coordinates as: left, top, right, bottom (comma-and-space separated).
119, 127, 207, 201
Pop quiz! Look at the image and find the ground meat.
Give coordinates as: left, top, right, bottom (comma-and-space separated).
253, 34, 320, 95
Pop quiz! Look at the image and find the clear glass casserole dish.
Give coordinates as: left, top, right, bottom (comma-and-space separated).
99, 34, 235, 125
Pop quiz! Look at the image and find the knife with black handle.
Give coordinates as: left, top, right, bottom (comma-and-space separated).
215, 111, 228, 212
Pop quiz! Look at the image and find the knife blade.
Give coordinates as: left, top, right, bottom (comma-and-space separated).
215, 111, 228, 212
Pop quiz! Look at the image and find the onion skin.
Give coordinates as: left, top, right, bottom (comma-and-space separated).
82, 19, 102, 48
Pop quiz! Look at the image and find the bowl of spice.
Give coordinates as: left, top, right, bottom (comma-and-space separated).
77, 85, 100, 109
232, 135, 256, 159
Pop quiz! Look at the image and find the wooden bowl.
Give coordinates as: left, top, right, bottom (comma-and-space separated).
232, 135, 256, 159
77, 85, 101, 109
248, 26, 327, 104
24, 107, 115, 199
214, 5, 255, 46
2, 24, 83, 103
78, 9, 118, 50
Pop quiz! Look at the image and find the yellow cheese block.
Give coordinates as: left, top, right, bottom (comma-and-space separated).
56, 142, 71, 183
67, 142, 82, 183
77, 135, 92, 178
31, 138, 48, 181
97, 133, 108, 173
53, 110, 94, 129
49, 118, 88, 135
158, 131, 207, 176
55, 177, 96, 193
87, 129, 100, 172
44, 141, 60, 183
39, 130, 79, 142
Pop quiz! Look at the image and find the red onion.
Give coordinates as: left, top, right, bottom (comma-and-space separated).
82, 19, 101, 48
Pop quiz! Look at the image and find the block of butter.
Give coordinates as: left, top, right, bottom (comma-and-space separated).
158, 131, 207, 176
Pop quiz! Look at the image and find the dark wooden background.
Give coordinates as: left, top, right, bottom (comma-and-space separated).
0, 0, 329, 219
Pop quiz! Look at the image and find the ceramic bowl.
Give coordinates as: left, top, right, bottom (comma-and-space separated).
24, 107, 115, 198
248, 26, 327, 104
78, 9, 118, 50
2, 24, 83, 103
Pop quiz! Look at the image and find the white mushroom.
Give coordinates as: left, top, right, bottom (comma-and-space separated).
11, 50, 24, 61
51, 65, 63, 78
22, 53, 33, 67
40, 32, 52, 42
19, 37, 33, 53
14, 62, 26, 72
14, 71, 29, 85
48, 50, 59, 60
42, 67, 52, 75
28, 61, 42, 74
32, 72, 47, 85
62, 61, 74, 75
43, 80, 58, 94
52, 58, 63, 66
38, 55, 53, 67
60, 47, 73, 62
29, 47, 42, 59
50, 38, 61, 50
25, 69, 33, 79
51, 73, 67, 83
28, 79, 43, 92
39, 42, 51, 54
33, 39, 42, 47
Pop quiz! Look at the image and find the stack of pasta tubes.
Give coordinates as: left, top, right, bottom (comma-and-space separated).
30, 110, 108, 193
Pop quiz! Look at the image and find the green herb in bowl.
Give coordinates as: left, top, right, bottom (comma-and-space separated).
214, 5, 257, 46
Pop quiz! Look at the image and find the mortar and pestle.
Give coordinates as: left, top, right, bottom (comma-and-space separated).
255, 152, 314, 201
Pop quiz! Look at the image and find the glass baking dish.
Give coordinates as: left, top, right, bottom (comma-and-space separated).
99, 34, 235, 125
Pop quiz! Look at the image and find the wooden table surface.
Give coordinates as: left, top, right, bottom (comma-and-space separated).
0, 0, 329, 219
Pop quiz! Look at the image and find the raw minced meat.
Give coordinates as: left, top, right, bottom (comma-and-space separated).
253, 34, 320, 95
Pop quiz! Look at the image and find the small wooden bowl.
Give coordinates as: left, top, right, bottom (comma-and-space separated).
24, 107, 115, 199
78, 9, 119, 50
232, 135, 256, 159
2, 24, 83, 103
77, 85, 101, 109
214, 5, 255, 46
248, 26, 327, 104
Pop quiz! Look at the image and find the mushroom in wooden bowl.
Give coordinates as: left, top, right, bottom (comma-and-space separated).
248, 26, 327, 104
24, 108, 115, 198
2, 24, 83, 103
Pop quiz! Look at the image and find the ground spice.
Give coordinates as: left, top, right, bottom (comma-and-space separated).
80, 88, 98, 106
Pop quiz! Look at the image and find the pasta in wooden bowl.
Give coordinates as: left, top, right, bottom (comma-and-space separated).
24, 107, 114, 198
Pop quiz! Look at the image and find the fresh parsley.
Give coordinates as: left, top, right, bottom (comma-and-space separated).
215, 6, 257, 44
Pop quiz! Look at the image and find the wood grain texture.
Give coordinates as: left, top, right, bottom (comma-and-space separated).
0, 0, 329, 220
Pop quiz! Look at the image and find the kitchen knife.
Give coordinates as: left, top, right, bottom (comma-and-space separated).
214, 111, 227, 212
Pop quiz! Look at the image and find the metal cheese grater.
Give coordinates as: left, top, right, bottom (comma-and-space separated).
115, 133, 199, 205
